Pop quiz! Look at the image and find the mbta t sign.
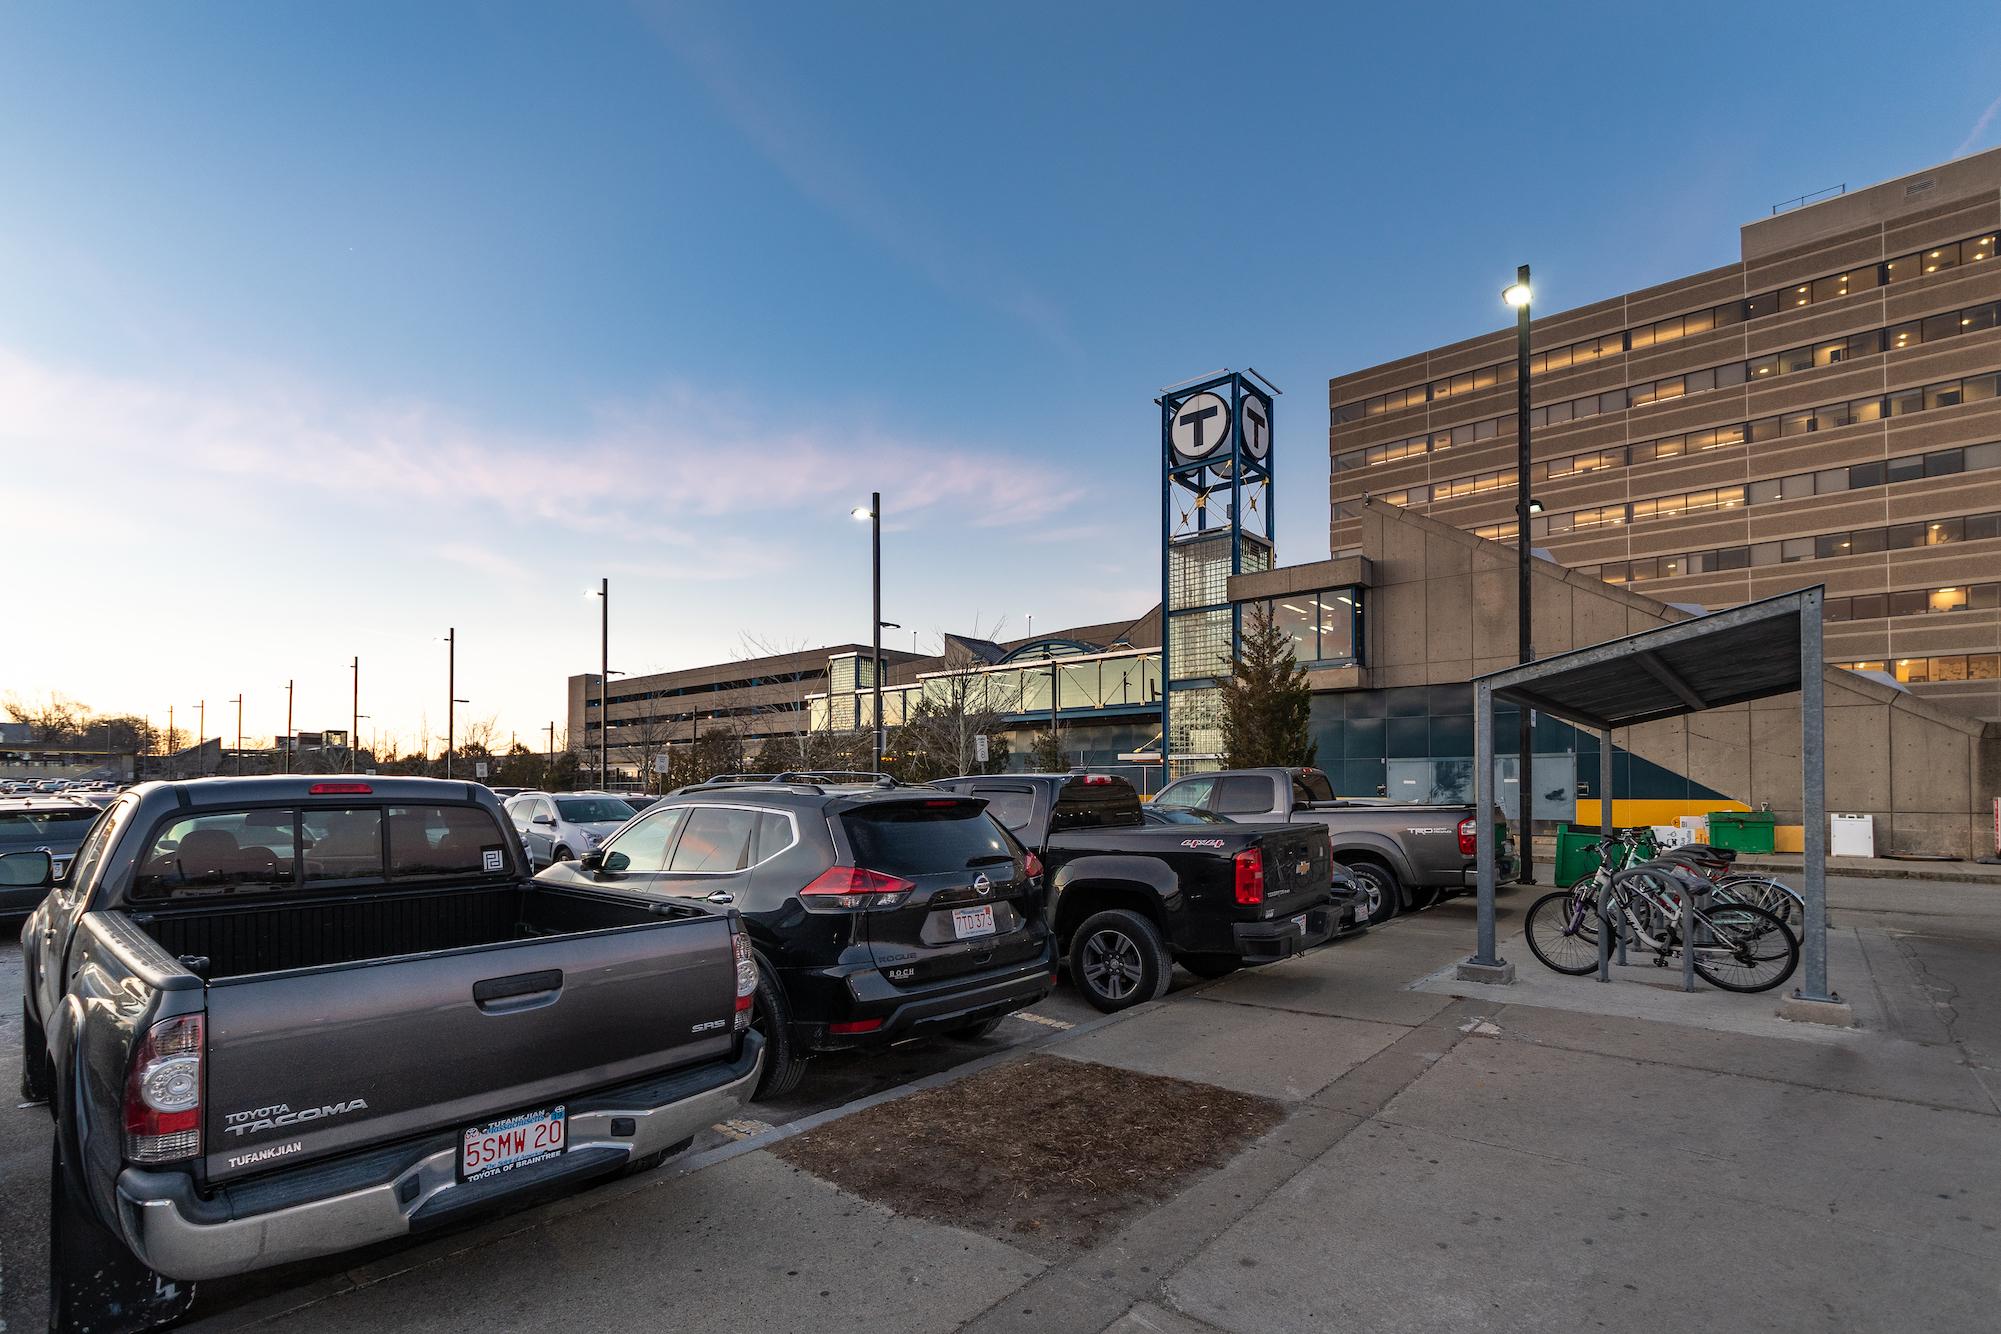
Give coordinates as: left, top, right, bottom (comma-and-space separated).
1170, 392, 1231, 464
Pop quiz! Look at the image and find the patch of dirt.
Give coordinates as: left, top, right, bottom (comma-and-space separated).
772, 1054, 1286, 1257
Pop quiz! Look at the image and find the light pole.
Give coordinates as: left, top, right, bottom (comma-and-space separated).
443, 627, 466, 779
350, 656, 360, 773
229, 694, 244, 775
167, 704, 176, 777
195, 699, 206, 777
852, 494, 885, 773
596, 579, 609, 786
284, 679, 294, 774
1503, 267, 1537, 884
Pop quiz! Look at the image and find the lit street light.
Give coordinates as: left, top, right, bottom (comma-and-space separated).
1503, 264, 1535, 885
853, 495, 887, 773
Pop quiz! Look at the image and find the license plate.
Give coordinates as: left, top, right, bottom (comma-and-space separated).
461, 1105, 566, 1182
1292, 913, 1309, 934
952, 905, 997, 939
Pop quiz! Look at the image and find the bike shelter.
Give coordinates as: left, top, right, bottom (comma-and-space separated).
1455, 587, 1847, 1021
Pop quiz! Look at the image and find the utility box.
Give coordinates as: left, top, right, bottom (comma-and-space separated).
1830, 813, 1875, 858
1707, 810, 1777, 854
1553, 826, 1603, 888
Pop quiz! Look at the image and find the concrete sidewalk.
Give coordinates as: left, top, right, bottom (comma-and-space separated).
191, 880, 2001, 1334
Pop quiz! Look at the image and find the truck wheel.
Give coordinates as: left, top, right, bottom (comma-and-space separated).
1068, 909, 1172, 1013
1347, 861, 1401, 927
749, 964, 810, 1100
21, 998, 51, 1105
49, 1133, 196, 1333
1179, 954, 1243, 980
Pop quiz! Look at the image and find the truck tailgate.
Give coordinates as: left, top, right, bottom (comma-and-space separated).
202, 917, 735, 1183
1254, 825, 1334, 910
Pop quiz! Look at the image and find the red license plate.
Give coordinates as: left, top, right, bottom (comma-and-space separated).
461, 1105, 566, 1182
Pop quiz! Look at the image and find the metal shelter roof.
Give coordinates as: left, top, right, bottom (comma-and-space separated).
1473, 590, 1815, 731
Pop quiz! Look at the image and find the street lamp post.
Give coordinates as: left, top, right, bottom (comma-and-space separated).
596, 579, 609, 787
284, 679, 294, 774
1504, 266, 1537, 885
229, 694, 244, 776
350, 656, 360, 773
195, 699, 206, 777
852, 495, 885, 774
444, 627, 465, 780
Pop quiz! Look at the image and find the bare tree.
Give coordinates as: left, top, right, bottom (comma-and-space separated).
620, 697, 679, 793
892, 638, 1017, 780
732, 633, 833, 771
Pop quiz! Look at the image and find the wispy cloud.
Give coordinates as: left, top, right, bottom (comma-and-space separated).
1958, 92, 2001, 158
644, 8, 1081, 361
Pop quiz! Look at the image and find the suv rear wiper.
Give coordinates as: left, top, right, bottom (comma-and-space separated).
965, 854, 1014, 868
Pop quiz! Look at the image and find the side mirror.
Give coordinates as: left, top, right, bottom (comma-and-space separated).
533, 814, 556, 826
0, 850, 54, 890
579, 850, 606, 874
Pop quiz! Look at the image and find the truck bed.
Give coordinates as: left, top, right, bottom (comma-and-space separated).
128, 881, 696, 980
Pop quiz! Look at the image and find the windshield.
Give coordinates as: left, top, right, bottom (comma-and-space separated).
556, 797, 635, 824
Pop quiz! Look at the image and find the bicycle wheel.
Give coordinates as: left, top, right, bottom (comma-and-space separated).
1524, 890, 1604, 976
1716, 877, 1800, 927
1690, 903, 1798, 993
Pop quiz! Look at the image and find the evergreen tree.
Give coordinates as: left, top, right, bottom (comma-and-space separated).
1219, 604, 1315, 768
1029, 728, 1065, 772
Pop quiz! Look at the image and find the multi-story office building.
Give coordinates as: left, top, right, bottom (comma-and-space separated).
1331, 148, 2001, 721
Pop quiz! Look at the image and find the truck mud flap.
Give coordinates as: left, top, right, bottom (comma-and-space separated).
48, 1135, 195, 1334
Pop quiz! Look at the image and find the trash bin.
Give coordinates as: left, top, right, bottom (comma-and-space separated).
1706, 810, 1776, 854
1553, 825, 1603, 887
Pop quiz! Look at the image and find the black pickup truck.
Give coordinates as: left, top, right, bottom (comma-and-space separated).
930, 773, 1337, 1011
14, 777, 761, 1333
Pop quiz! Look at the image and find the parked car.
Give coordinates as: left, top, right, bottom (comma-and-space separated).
929, 773, 1338, 1010
16, 776, 761, 1333
0, 796, 104, 909
1151, 766, 1514, 927
534, 781, 1054, 1098
504, 790, 639, 868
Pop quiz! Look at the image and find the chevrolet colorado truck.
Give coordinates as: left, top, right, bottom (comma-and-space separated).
15, 776, 761, 1333
1152, 766, 1515, 927
929, 773, 1338, 1010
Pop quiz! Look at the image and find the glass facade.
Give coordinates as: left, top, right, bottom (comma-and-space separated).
1245, 588, 1361, 666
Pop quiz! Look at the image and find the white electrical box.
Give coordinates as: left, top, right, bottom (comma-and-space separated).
1830, 813, 1874, 858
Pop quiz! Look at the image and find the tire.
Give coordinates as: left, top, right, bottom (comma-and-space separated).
1405, 883, 1443, 912
1346, 861, 1401, 927
749, 962, 810, 1100
1523, 889, 1603, 976
1690, 903, 1799, 994
1179, 954, 1243, 980
553, 845, 574, 864
1068, 908, 1173, 1013
21, 997, 50, 1105
949, 1016, 1006, 1041
50, 1133, 196, 1333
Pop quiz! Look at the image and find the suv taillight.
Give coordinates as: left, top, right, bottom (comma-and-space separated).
1457, 818, 1477, 856
1233, 849, 1265, 906
732, 926, 756, 1031
124, 1014, 203, 1163
1023, 851, 1045, 883
799, 865, 916, 910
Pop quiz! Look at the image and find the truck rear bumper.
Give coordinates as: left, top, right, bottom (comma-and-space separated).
115, 1033, 763, 1282
1232, 905, 1338, 962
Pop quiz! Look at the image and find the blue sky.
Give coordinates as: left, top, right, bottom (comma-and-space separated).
5, 1, 1999, 752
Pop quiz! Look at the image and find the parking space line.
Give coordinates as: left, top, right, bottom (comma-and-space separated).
1012, 1011, 1074, 1030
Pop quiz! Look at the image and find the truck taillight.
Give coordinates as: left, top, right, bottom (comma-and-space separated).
1457, 818, 1477, 856
799, 865, 915, 910
124, 1014, 203, 1164
1233, 849, 1265, 906
732, 928, 756, 1032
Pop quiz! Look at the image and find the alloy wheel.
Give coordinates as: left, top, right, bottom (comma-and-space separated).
1082, 929, 1142, 1002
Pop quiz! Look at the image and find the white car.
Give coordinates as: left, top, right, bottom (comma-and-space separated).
505, 791, 639, 869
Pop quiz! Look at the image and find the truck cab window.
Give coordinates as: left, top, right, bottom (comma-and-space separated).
969, 785, 1036, 831
386, 805, 503, 876
301, 808, 385, 882
137, 810, 299, 895
1155, 777, 1214, 810
1213, 776, 1273, 815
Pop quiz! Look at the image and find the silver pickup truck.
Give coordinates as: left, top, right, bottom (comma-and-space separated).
1152, 766, 1515, 927
14, 776, 762, 1333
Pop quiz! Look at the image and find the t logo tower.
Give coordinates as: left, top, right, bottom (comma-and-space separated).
1159, 370, 1277, 776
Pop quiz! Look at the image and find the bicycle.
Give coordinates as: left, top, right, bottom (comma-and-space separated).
1628, 828, 1804, 927
1524, 858, 1800, 993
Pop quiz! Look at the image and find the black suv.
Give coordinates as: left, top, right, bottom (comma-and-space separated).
0, 797, 103, 914
534, 782, 1053, 1097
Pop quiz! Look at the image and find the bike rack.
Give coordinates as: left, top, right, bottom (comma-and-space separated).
1594, 866, 1707, 992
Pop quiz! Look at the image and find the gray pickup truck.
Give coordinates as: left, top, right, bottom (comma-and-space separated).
1152, 766, 1514, 927
13, 776, 762, 1334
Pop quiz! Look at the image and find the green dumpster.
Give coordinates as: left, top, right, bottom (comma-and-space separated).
1553, 825, 1604, 888
1706, 810, 1776, 854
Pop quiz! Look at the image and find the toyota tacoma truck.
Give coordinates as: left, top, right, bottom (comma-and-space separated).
929, 773, 1339, 1010
1152, 766, 1515, 927
15, 776, 761, 1333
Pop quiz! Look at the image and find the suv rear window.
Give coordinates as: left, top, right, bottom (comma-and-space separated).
0, 808, 101, 843
843, 803, 1014, 877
